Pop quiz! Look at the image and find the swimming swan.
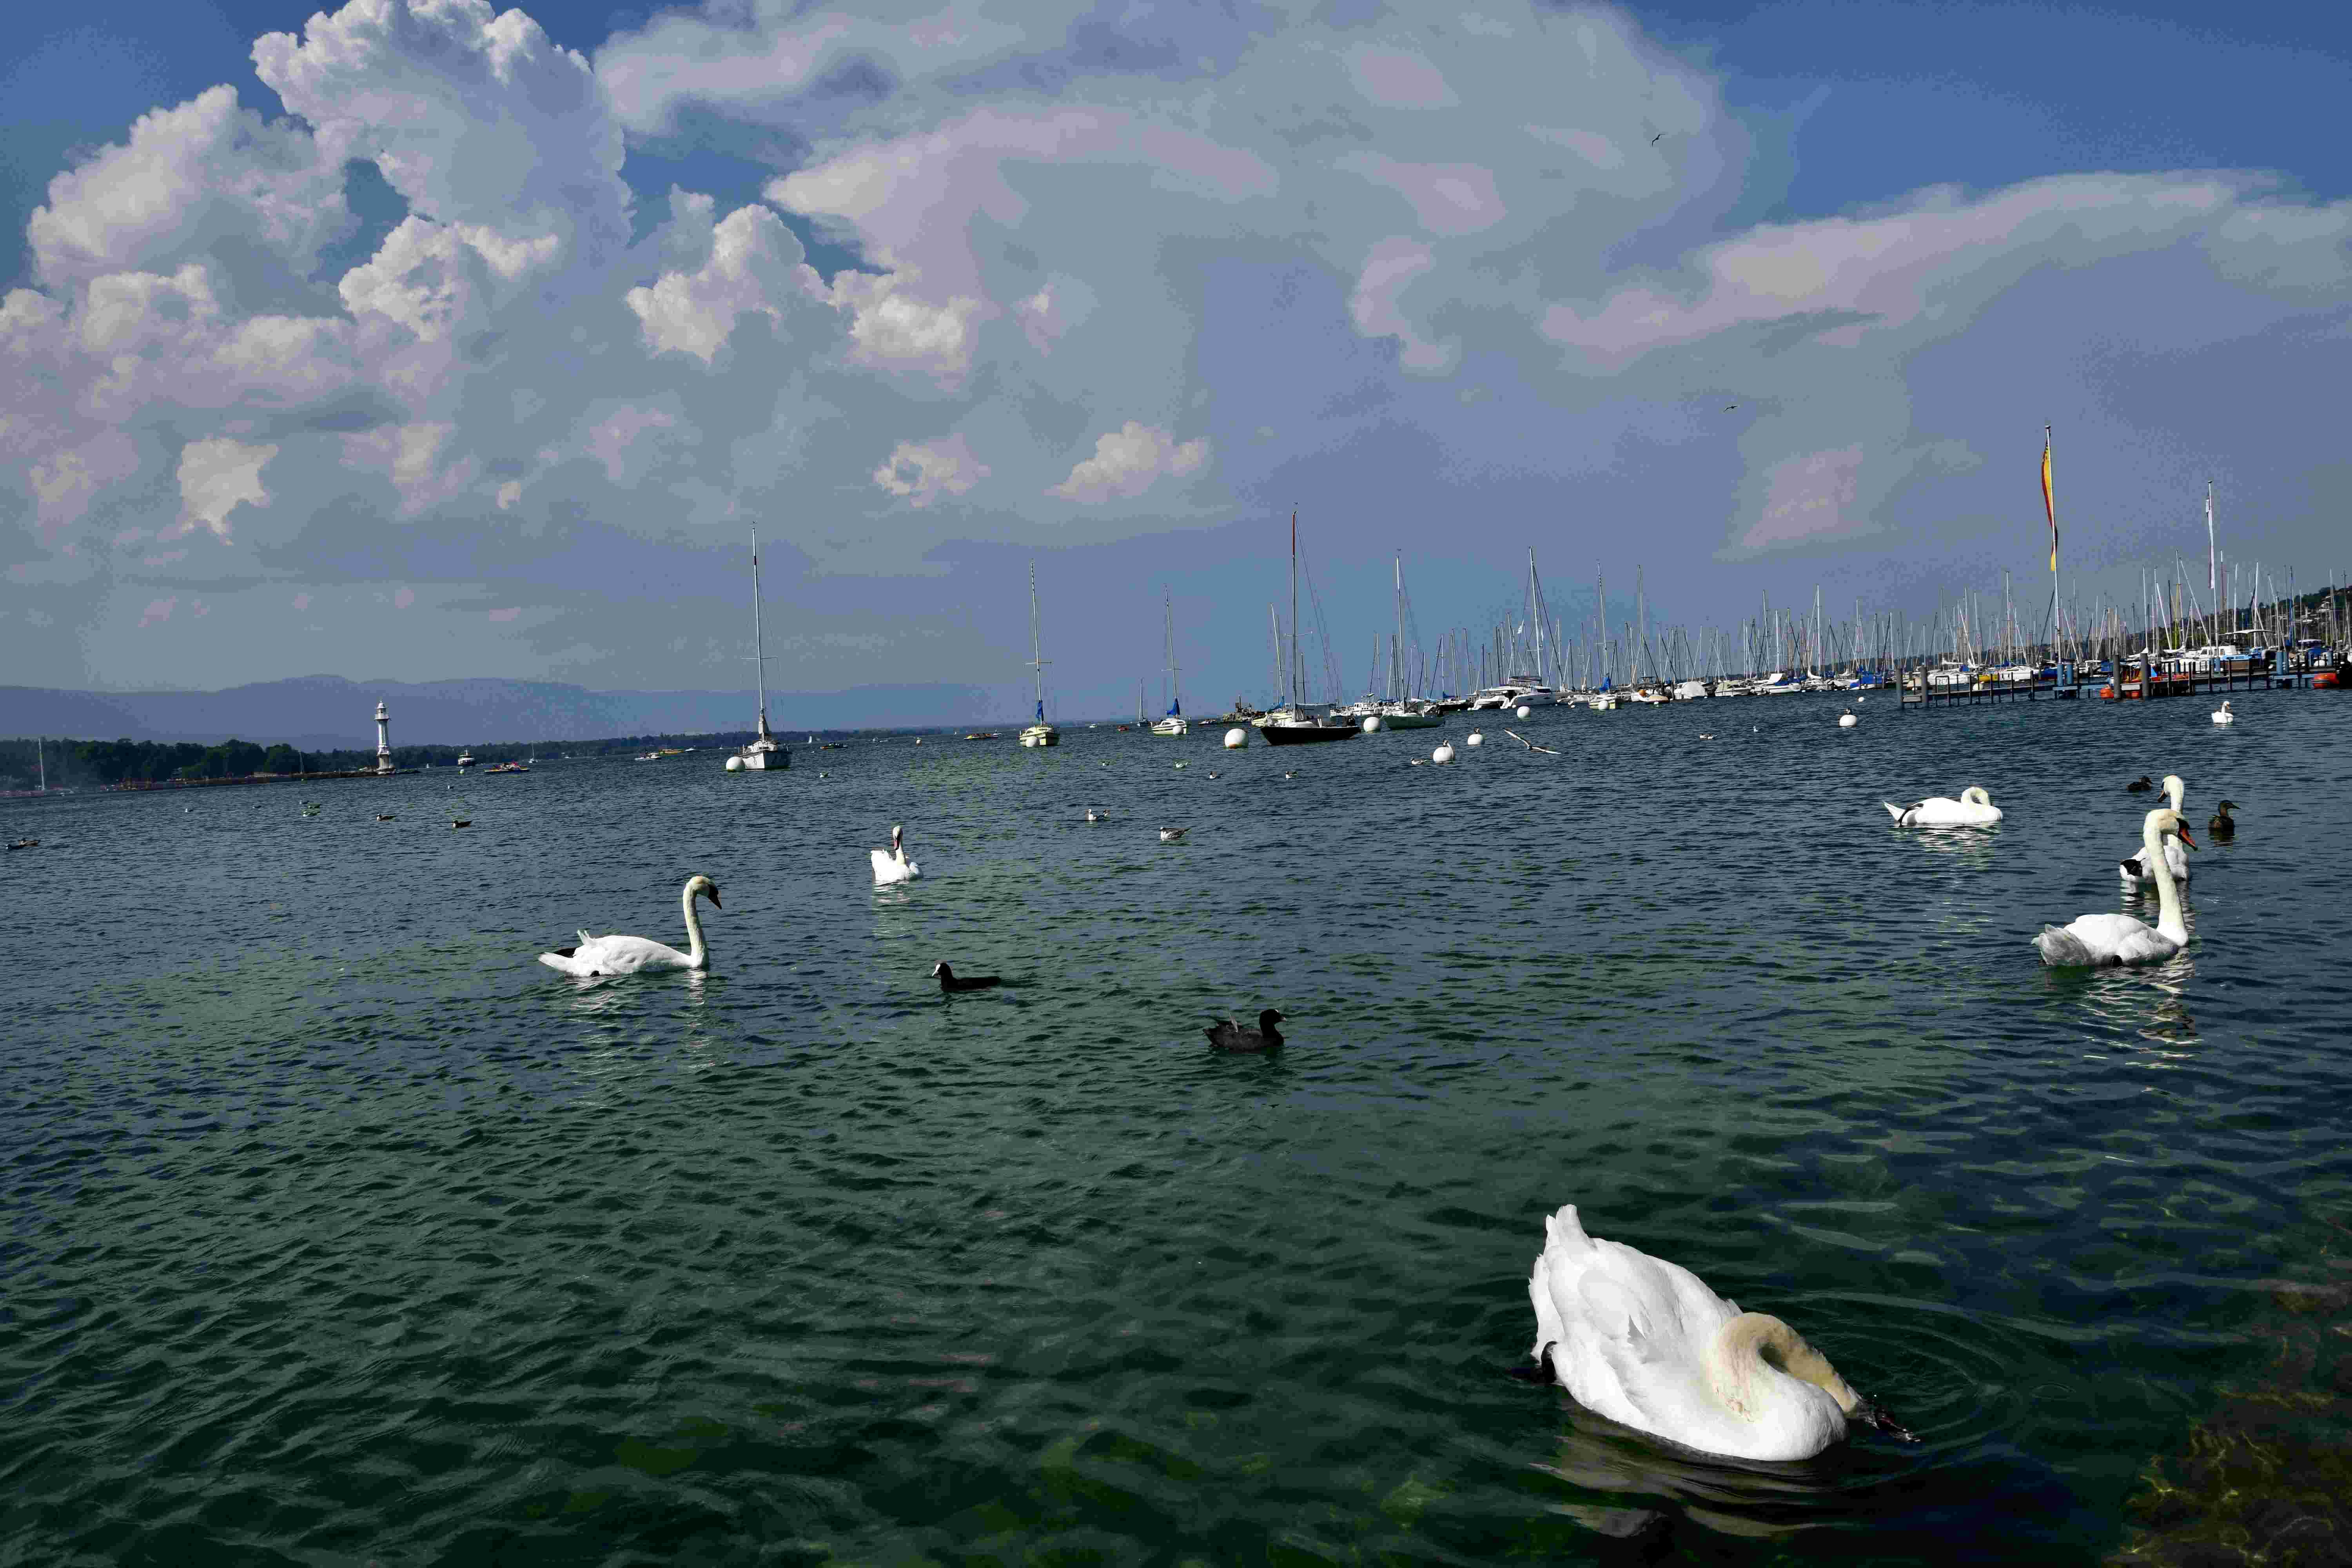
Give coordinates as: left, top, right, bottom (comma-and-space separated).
870, 824, 920, 884
2120, 775, 2190, 886
539, 875, 720, 976
2212, 700, 2235, 726
1525, 1205, 1904, 1462
2034, 809, 2195, 966
1884, 786, 2002, 827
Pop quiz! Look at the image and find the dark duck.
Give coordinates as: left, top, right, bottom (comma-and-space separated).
1205, 1009, 1285, 1053
2207, 800, 2237, 840
931, 962, 1002, 992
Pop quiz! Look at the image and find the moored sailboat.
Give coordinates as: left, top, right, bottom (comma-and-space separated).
1263, 509, 1355, 746
728, 521, 788, 771
1152, 591, 1189, 735
1019, 562, 1059, 748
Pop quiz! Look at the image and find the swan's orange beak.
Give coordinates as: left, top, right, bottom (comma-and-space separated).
2176, 830, 2197, 851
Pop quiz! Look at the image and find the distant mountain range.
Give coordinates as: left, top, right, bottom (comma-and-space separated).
0, 676, 1002, 749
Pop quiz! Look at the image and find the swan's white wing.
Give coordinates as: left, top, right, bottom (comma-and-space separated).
544, 933, 690, 975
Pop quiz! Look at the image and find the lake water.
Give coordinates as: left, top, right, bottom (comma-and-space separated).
5, 688, 2348, 1565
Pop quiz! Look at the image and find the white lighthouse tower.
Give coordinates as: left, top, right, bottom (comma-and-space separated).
374, 700, 393, 775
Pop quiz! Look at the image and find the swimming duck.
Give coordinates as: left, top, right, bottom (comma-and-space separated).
2207, 799, 2237, 840
1205, 1008, 1285, 1053
2125, 775, 2155, 793
1085, 808, 1107, 822
1159, 827, 1187, 842
931, 962, 1002, 992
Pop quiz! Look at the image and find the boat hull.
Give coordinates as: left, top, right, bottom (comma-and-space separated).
1374, 711, 1443, 729
1020, 725, 1060, 748
736, 746, 786, 770
1262, 722, 1355, 745
1151, 720, 1188, 736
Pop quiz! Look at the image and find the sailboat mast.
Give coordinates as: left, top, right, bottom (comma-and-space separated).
1529, 548, 1546, 686
747, 523, 771, 740
1635, 565, 1646, 686
1164, 590, 1181, 716
1028, 561, 1046, 721
1289, 508, 1300, 710
1597, 568, 1608, 688
1394, 554, 1406, 701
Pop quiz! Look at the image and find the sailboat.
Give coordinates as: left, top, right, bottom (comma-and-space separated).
1375, 553, 1444, 728
1019, 562, 1059, 748
728, 522, 788, 771
1152, 591, 1189, 735
1263, 510, 1355, 746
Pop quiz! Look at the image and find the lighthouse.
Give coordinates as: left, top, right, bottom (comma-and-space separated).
374, 701, 392, 775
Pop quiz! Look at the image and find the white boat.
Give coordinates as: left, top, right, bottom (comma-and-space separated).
1151, 590, 1188, 735
729, 522, 788, 771
456, 750, 475, 769
1261, 509, 1355, 747
1019, 562, 1059, 747
1371, 554, 1445, 728
1673, 679, 1710, 701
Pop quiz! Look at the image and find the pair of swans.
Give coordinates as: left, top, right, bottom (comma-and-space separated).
2035, 808, 2196, 965
2118, 775, 2190, 886
539, 875, 720, 975
1884, 785, 2001, 827
1525, 1205, 1908, 1462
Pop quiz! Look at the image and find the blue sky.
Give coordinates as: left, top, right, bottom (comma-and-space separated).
4, 0, 2348, 713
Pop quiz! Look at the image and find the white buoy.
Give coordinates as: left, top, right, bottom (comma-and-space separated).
1466, 731, 1484, 747
1838, 712, 1858, 728
1432, 743, 1456, 764
1223, 726, 1248, 748
724, 755, 745, 771
1515, 704, 1531, 719
1362, 715, 1383, 733
1856, 695, 1866, 703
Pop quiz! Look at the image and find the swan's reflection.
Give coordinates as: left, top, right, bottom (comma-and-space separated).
1533, 1403, 1853, 1546
1900, 825, 2000, 871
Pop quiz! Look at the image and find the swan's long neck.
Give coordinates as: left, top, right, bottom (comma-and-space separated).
2164, 777, 2185, 812
2143, 816, 2187, 945
1707, 1312, 1858, 1421
680, 883, 708, 969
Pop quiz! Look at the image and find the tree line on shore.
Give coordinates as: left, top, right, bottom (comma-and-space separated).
0, 730, 775, 791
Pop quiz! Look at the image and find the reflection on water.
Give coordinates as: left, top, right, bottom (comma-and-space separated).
1534, 1403, 1842, 1546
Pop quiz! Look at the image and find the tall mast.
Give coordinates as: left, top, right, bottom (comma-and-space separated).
1288, 508, 1301, 710
1597, 568, 1608, 688
1528, 548, 1547, 686
1028, 561, 1047, 721
1635, 565, 1646, 686
1394, 553, 1406, 701
748, 522, 771, 741
1163, 590, 1181, 717
2206, 481, 2218, 601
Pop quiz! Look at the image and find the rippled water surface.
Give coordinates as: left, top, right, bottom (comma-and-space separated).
5, 690, 2349, 1565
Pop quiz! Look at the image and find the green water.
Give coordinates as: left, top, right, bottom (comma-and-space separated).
4, 690, 2347, 1564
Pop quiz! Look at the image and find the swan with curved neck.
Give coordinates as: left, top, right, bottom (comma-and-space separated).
2120, 775, 2191, 886
539, 876, 720, 975
1884, 785, 2001, 827
870, 824, 920, 885
2036, 809, 2194, 965
1525, 1205, 1906, 1462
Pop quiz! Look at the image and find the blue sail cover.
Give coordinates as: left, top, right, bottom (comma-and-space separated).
1035, 697, 1045, 721
1165, 697, 1182, 717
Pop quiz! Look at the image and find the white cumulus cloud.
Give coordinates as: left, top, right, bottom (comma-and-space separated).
1049, 422, 1209, 503
873, 433, 989, 508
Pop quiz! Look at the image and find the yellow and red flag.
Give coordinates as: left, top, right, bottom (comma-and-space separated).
2040, 427, 2056, 573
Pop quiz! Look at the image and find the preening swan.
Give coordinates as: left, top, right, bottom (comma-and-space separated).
2034, 809, 2196, 966
1525, 1205, 1906, 1462
2120, 775, 2191, 886
539, 875, 720, 976
1884, 786, 2002, 827
2212, 700, 2235, 725
870, 824, 920, 885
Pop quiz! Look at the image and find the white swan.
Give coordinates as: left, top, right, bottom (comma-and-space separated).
2212, 700, 2235, 725
1526, 1205, 1898, 1462
2034, 809, 2195, 966
2119, 775, 2191, 886
870, 824, 920, 885
539, 875, 719, 975
1884, 785, 2002, 827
